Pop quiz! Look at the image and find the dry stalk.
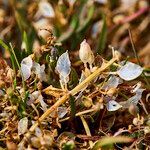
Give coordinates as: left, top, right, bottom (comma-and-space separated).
59, 107, 97, 122
19, 57, 117, 147
80, 115, 93, 148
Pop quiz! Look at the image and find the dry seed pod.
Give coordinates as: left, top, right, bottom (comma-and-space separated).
79, 39, 94, 67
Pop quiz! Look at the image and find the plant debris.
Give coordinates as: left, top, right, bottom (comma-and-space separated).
0, 0, 150, 149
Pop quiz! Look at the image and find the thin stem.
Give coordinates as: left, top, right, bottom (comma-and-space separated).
9, 43, 20, 69
120, 7, 149, 24
80, 115, 93, 148
128, 29, 150, 89
59, 108, 96, 122
70, 57, 117, 95
9, 43, 26, 91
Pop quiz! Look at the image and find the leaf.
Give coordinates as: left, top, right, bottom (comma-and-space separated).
38, 95, 48, 112
58, 107, 68, 119
69, 95, 76, 120
0, 39, 16, 72
32, 62, 47, 81
68, 68, 79, 88
0, 39, 10, 57
27, 91, 40, 106
39, 1, 55, 18
120, 89, 145, 108
117, 61, 143, 81
35, 127, 42, 137
56, 51, 71, 79
21, 56, 33, 80
92, 136, 133, 150
95, 0, 107, 4
18, 117, 28, 135
102, 75, 122, 90
76, 5, 94, 33
97, 14, 107, 54
22, 31, 33, 55
57, 16, 78, 42
21, 64, 32, 81
106, 100, 122, 111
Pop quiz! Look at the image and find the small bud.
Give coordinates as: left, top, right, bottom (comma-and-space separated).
79, 39, 94, 66
133, 116, 144, 126
144, 126, 150, 134
133, 118, 138, 126
114, 50, 121, 61
83, 97, 93, 108
128, 104, 139, 116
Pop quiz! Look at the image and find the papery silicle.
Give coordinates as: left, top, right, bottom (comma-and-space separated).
32, 62, 47, 81
58, 107, 68, 118
107, 100, 122, 111
38, 94, 48, 112
120, 82, 145, 108
18, 117, 28, 135
27, 91, 40, 106
21, 56, 33, 80
102, 75, 123, 90
117, 61, 143, 81
56, 51, 71, 84
39, 1, 55, 18
122, 89, 145, 108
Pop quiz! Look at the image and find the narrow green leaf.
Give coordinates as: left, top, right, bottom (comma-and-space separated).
0, 39, 17, 89
92, 136, 133, 150
76, 5, 94, 33
0, 39, 16, 69
97, 14, 107, 54
69, 95, 76, 120
68, 67, 79, 89
71, 5, 94, 50
0, 39, 10, 51
57, 15, 78, 42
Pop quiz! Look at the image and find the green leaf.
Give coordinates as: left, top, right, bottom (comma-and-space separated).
68, 67, 79, 89
0, 40, 18, 89
71, 5, 94, 50
62, 140, 76, 150
92, 136, 133, 150
97, 14, 107, 54
0, 39, 16, 69
23, 31, 29, 54
0, 39, 10, 51
57, 15, 78, 43
69, 95, 76, 120
76, 5, 94, 33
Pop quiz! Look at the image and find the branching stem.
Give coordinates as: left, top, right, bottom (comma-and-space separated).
19, 57, 117, 147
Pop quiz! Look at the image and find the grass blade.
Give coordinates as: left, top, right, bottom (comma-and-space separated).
97, 14, 107, 54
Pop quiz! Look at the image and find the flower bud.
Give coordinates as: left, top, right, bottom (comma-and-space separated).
79, 39, 94, 65
144, 126, 150, 134
128, 104, 139, 116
